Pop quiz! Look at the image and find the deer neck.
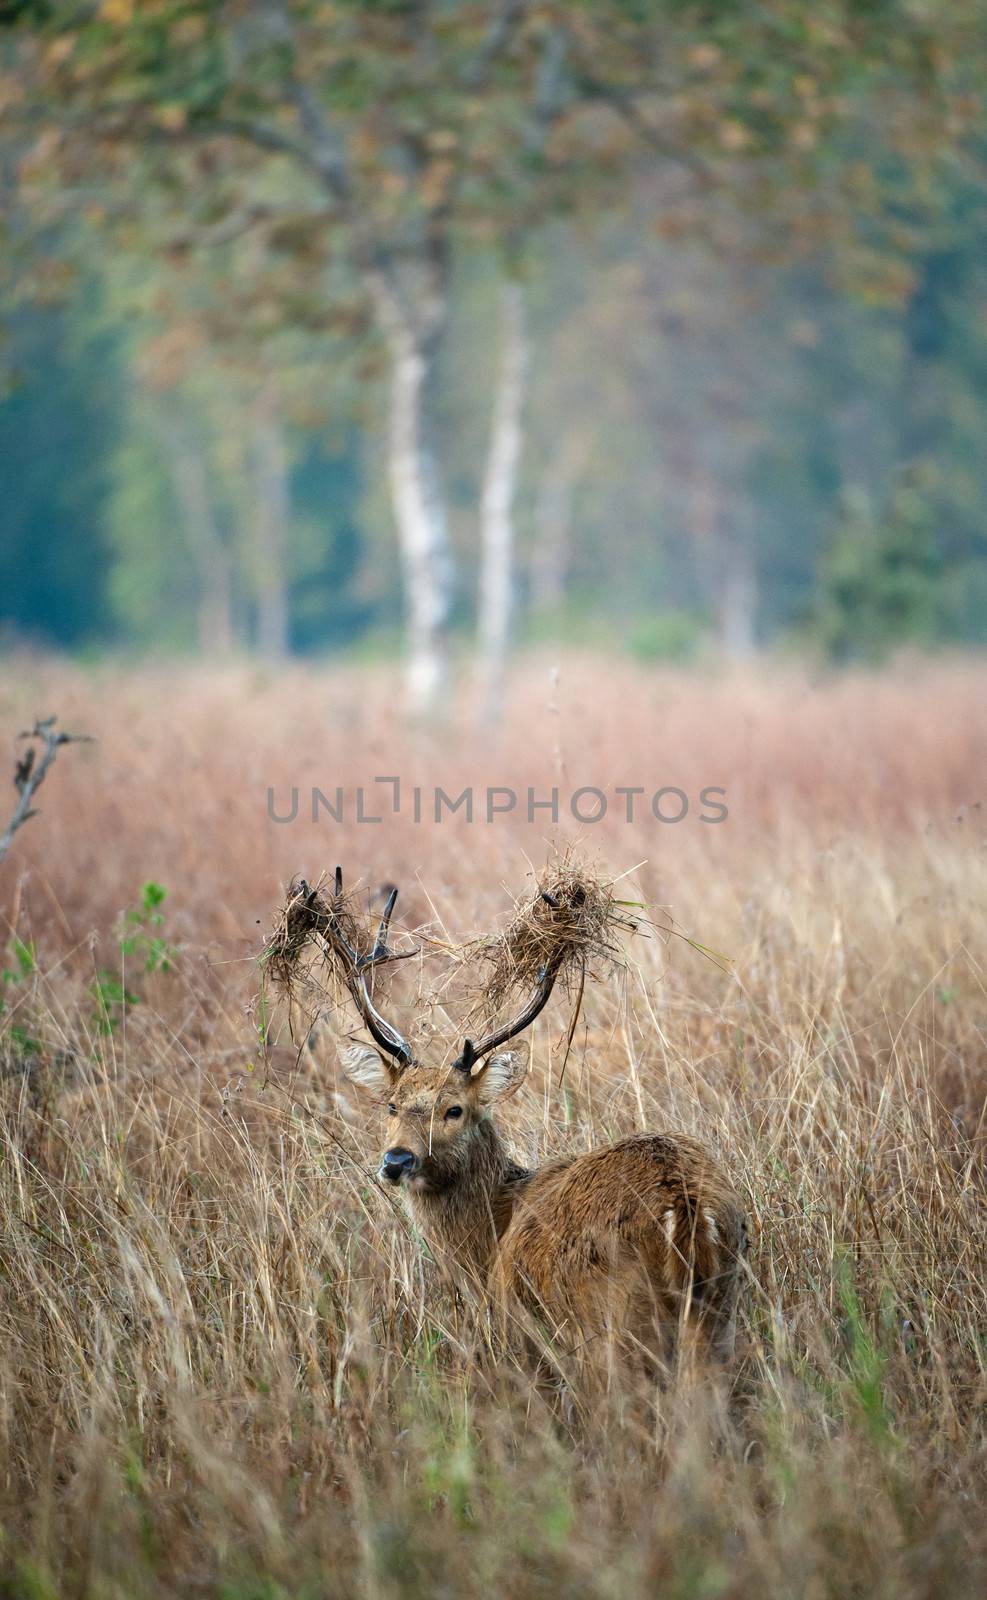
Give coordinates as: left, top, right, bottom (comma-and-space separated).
406, 1116, 532, 1278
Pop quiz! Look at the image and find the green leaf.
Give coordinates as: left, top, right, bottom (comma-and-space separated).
13, 937, 36, 976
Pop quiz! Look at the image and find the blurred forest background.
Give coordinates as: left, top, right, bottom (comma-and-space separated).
1, 2, 986, 713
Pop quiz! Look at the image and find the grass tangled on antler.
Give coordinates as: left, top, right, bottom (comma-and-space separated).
478, 860, 632, 1013
262, 874, 364, 994
263, 861, 634, 1053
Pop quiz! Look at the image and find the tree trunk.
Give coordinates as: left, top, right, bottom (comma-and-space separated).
529, 429, 586, 616
388, 330, 454, 714
164, 412, 235, 657
477, 279, 527, 721
717, 541, 758, 659
250, 387, 291, 661
687, 465, 757, 659
369, 272, 454, 718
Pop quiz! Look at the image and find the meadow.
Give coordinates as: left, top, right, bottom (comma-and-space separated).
0, 653, 984, 1599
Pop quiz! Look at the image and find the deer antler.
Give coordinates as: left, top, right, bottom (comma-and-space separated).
304, 867, 415, 1068
454, 884, 587, 1073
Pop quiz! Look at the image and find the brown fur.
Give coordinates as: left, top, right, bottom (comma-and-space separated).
342, 1040, 747, 1367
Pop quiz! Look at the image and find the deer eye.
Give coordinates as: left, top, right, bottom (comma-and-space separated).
387, 1103, 397, 1116
444, 1105, 463, 1121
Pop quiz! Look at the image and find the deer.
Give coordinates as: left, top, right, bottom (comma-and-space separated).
311, 869, 747, 1372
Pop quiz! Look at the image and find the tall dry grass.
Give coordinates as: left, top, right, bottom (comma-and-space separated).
0, 653, 984, 1598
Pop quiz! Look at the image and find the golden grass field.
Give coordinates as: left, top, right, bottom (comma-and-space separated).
0, 652, 985, 1598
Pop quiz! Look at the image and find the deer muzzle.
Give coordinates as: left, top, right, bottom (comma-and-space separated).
381, 1147, 419, 1184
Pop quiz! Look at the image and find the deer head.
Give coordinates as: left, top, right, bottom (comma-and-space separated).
343, 1037, 531, 1191
329, 869, 580, 1191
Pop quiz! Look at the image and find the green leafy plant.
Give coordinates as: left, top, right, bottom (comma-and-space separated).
0, 936, 41, 1058
88, 883, 178, 1034
89, 971, 141, 1037
1, 935, 36, 998
119, 881, 178, 974
812, 472, 945, 664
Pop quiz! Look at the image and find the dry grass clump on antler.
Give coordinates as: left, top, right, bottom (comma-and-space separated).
479, 859, 632, 1012
262, 860, 633, 1057
262, 871, 416, 1067
262, 873, 363, 994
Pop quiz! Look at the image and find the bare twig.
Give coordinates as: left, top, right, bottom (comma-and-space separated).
0, 717, 93, 868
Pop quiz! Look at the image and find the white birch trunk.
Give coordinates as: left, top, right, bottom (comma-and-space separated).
250, 388, 291, 661
477, 279, 527, 720
369, 273, 454, 717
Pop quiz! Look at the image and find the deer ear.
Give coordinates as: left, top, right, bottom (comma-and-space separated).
473, 1040, 530, 1104
339, 1043, 395, 1100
